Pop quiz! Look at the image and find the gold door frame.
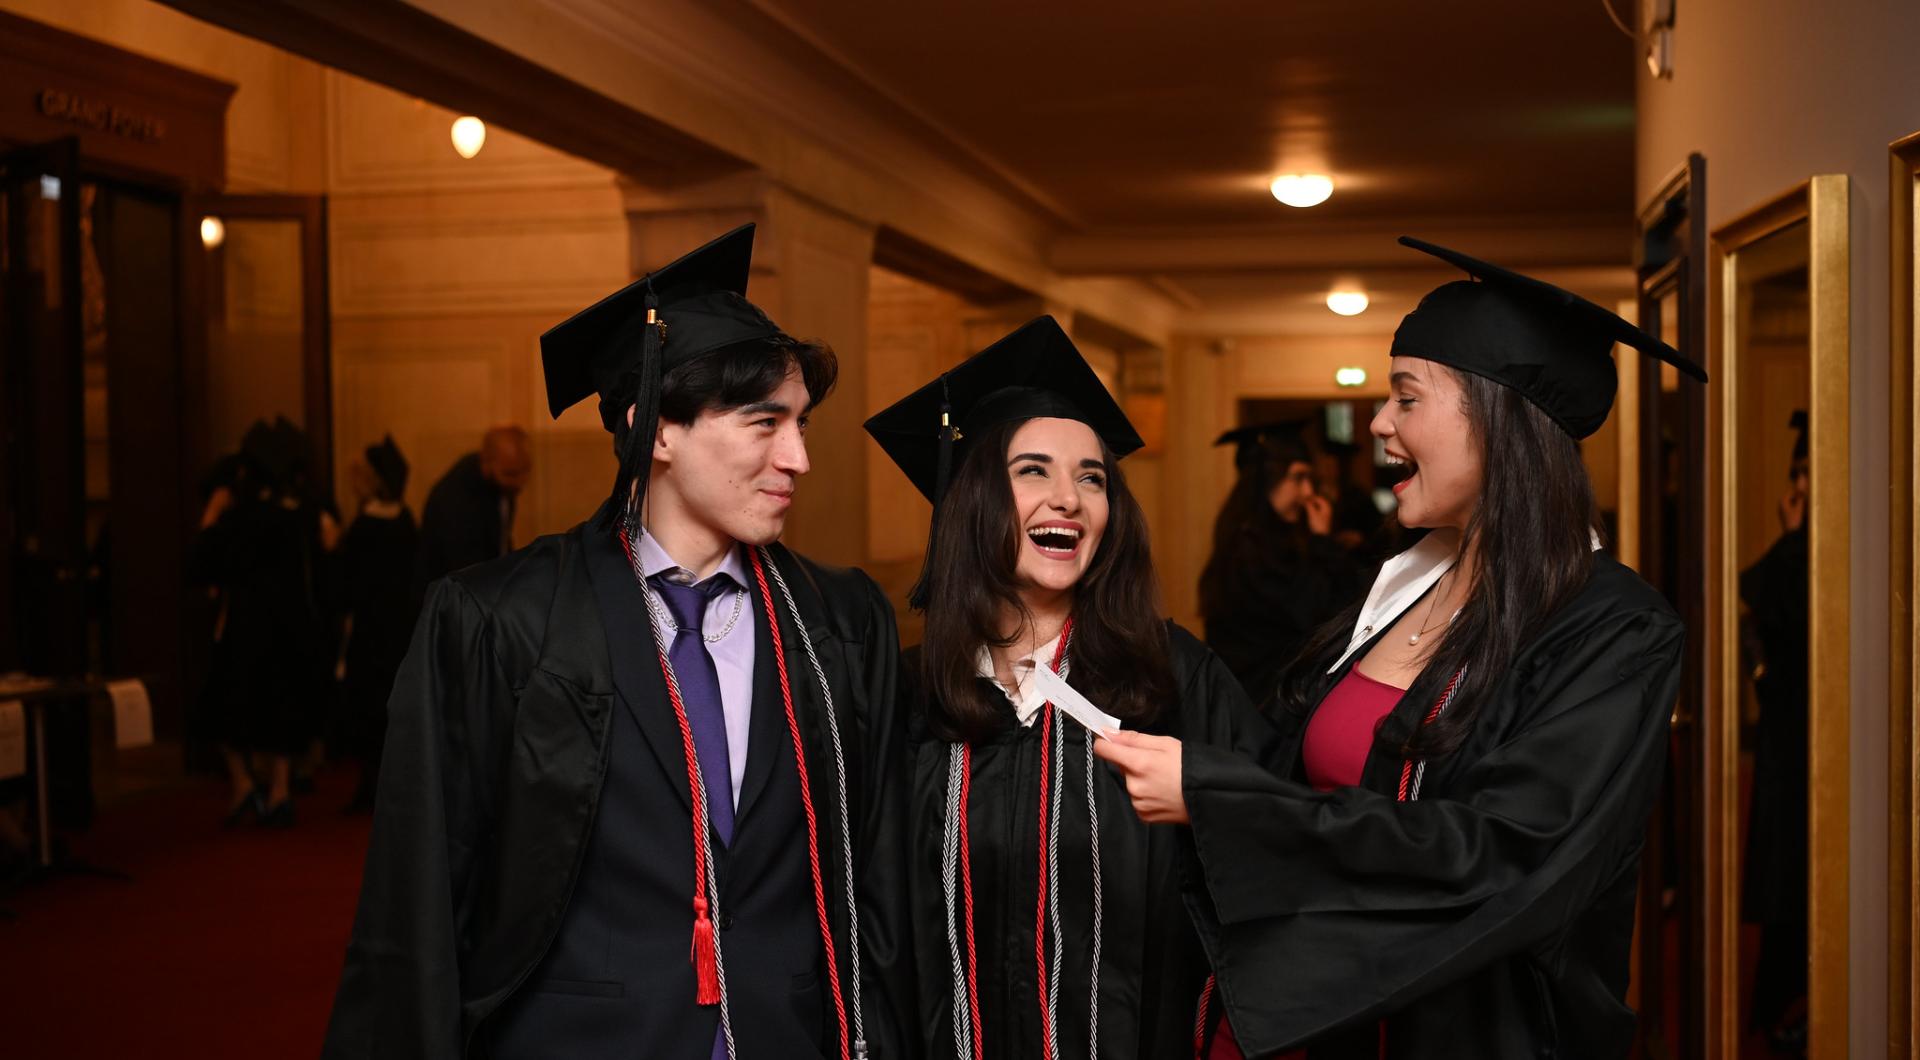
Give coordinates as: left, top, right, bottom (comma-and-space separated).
1891, 131, 1920, 1060
1707, 175, 1850, 1060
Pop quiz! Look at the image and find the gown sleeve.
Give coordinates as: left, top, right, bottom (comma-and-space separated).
322, 578, 506, 1059
1180, 604, 1684, 1053
848, 574, 920, 1060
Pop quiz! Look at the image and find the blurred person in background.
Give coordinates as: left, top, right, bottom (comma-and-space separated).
334, 436, 418, 814
1738, 410, 1811, 1052
189, 419, 335, 827
1200, 423, 1367, 705
414, 425, 532, 594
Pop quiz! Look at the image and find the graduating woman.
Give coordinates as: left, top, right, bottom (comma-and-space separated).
865, 316, 1268, 1060
1097, 238, 1707, 1059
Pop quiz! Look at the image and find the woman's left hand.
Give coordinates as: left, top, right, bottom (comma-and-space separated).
1092, 730, 1189, 824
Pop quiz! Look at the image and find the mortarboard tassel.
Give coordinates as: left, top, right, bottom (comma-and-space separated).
601, 284, 666, 532
908, 377, 958, 610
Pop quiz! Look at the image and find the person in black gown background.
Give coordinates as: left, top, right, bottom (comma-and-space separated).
865, 316, 1268, 1060
335, 436, 418, 814
413, 426, 531, 596
190, 419, 335, 827
1200, 424, 1366, 706
1738, 410, 1810, 1050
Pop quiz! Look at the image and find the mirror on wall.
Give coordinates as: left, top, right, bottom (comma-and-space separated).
1710, 176, 1849, 1060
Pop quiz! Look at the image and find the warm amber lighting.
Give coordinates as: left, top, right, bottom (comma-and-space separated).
1334, 366, 1368, 388
1270, 173, 1334, 208
451, 116, 487, 159
1326, 290, 1370, 316
199, 216, 226, 249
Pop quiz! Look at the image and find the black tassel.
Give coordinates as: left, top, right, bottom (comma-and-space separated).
907, 377, 958, 611
599, 286, 666, 533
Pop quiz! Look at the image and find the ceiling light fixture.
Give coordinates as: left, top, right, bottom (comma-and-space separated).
1326, 290, 1370, 316
1335, 366, 1368, 388
1270, 173, 1334, 208
200, 216, 226, 249
451, 116, 487, 159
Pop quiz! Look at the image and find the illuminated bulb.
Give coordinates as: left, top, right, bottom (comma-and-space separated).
1326, 290, 1370, 316
451, 116, 487, 159
1334, 366, 1368, 388
1269, 173, 1334, 208
200, 216, 226, 249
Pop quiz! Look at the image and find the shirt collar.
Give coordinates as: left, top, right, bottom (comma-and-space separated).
636, 528, 747, 591
1329, 526, 1605, 673
975, 631, 1066, 727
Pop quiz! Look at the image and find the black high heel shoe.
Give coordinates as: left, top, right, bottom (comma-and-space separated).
223, 788, 266, 828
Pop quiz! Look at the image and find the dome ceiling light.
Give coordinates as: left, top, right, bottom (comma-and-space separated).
1270, 173, 1334, 208
1326, 290, 1370, 316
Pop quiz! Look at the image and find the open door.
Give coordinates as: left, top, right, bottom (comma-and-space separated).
188, 192, 332, 493
0, 138, 86, 677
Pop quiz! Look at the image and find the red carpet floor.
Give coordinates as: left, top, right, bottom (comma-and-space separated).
0, 771, 370, 1059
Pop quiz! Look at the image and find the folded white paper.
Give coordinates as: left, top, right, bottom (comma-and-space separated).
1031, 665, 1121, 738
0, 700, 23, 781
107, 679, 153, 749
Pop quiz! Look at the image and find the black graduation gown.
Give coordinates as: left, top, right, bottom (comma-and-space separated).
1736, 526, 1808, 1028
1203, 520, 1367, 706
337, 508, 420, 761
187, 491, 330, 754
415, 452, 512, 595
1182, 554, 1685, 1059
322, 516, 914, 1059
905, 623, 1271, 1060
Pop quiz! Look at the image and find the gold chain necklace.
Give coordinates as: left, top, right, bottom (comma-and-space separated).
1407, 569, 1459, 647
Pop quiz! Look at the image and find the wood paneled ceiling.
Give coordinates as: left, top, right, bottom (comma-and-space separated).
753, 0, 1637, 233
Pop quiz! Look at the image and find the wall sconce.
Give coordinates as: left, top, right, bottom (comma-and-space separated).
451, 116, 487, 159
1630, 0, 1675, 79
1335, 366, 1368, 388
200, 216, 226, 249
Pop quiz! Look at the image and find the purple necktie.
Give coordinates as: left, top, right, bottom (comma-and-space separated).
652, 576, 735, 847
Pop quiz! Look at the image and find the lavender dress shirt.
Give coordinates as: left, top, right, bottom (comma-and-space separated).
637, 531, 756, 810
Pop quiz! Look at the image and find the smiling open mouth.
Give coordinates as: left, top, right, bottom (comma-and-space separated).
1026, 526, 1081, 553
1384, 451, 1417, 492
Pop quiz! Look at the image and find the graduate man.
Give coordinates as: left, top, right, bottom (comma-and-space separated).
323, 225, 912, 1060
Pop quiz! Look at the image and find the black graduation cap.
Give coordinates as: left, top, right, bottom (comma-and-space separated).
1212, 420, 1311, 472
538, 223, 786, 525
1393, 236, 1709, 439
865, 315, 1141, 608
1789, 409, 1809, 464
864, 315, 1142, 505
365, 434, 409, 497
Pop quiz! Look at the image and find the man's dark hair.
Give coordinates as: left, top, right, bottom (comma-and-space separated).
609, 336, 838, 455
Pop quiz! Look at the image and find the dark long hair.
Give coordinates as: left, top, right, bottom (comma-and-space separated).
1198, 433, 1313, 622
1279, 368, 1600, 758
918, 418, 1174, 744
